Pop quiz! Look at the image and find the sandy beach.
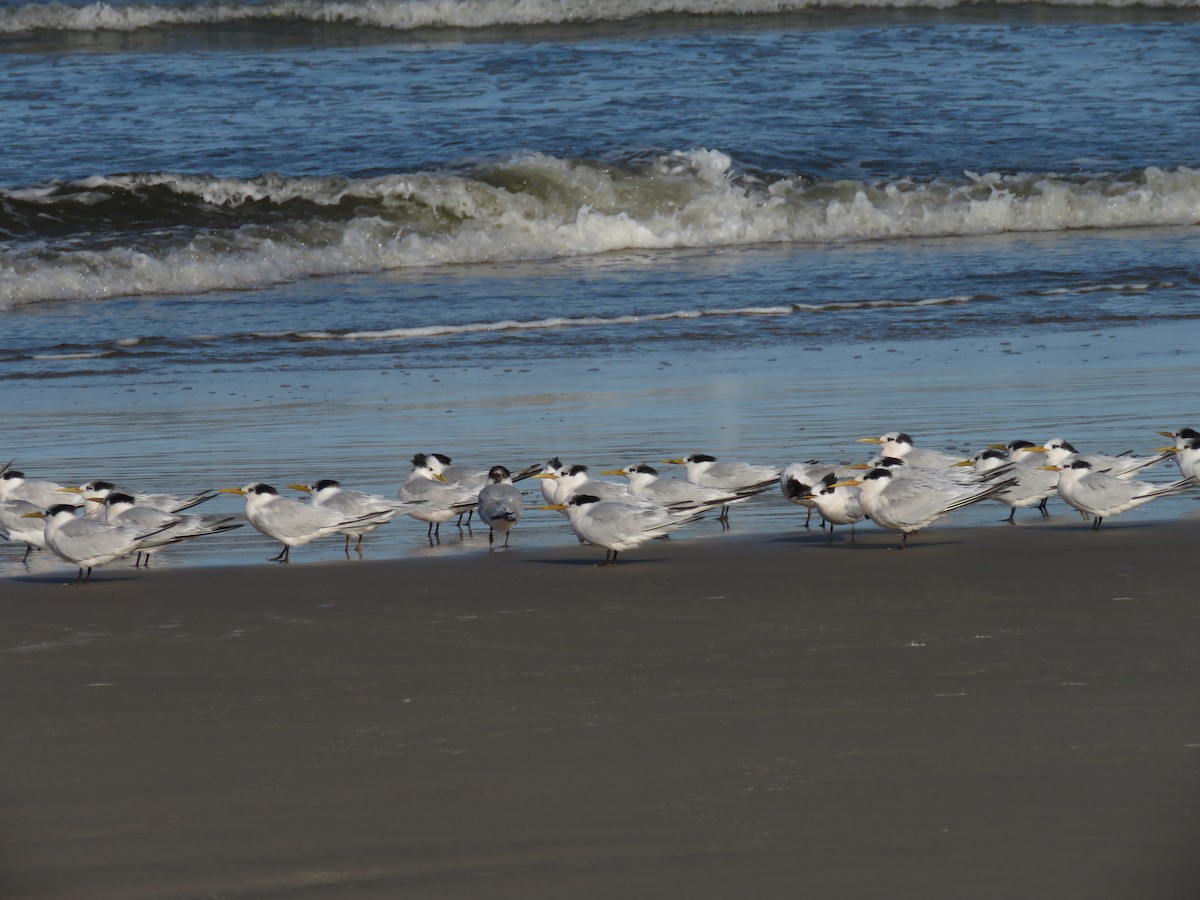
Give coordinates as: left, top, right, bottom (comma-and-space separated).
2, 520, 1197, 899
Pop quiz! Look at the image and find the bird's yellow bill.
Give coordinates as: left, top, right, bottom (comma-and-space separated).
856, 438, 883, 445
21, 510, 46, 519
1154, 446, 1178, 454
951, 459, 974, 467
287, 484, 313, 493
1038, 465, 1061, 472
600, 469, 626, 476
56, 486, 84, 494
218, 487, 247, 495
533, 472, 559, 480
539, 503, 567, 511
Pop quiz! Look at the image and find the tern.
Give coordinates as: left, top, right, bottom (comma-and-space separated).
537, 464, 641, 506
477, 465, 524, 547
0, 470, 83, 509
61, 480, 218, 520
780, 461, 859, 528
962, 447, 1058, 521
101, 492, 242, 566
1041, 438, 1166, 479
290, 479, 420, 552
1, 498, 48, 562
1164, 437, 1200, 481
662, 454, 779, 521
857, 432, 962, 470
1044, 460, 1196, 530
220, 483, 388, 562
22, 504, 182, 584
542, 493, 704, 566
1157, 428, 1200, 477
847, 466, 1018, 549
803, 473, 866, 543
398, 454, 481, 539
603, 463, 741, 512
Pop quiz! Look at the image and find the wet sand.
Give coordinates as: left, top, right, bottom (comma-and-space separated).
2, 520, 1198, 899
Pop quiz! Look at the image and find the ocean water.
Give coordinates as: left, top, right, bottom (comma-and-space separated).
3, 0, 1200, 576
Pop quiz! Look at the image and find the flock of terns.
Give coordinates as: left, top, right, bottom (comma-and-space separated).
2, 429, 1199, 583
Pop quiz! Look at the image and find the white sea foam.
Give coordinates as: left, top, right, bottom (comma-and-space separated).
255, 294, 980, 343
1, 0, 1197, 34
4, 154, 1200, 308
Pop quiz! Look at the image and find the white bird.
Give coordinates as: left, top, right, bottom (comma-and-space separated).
779, 461, 859, 528
542, 493, 704, 566
101, 492, 242, 566
857, 432, 963, 470
662, 453, 780, 521
290, 479, 420, 552
1166, 437, 1200, 481
0, 470, 82, 509
534, 457, 565, 505
1045, 460, 1196, 530
1041, 438, 1167, 479
60, 479, 218, 520
477, 465, 524, 547
1, 498, 48, 562
803, 473, 867, 543
398, 454, 481, 539
603, 463, 739, 512
421, 454, 541, 527
220, 482, 388, 562
1156, 428, 1200, 477
848, 466, 1018, 549
963, 446, 1058, 521
22, 503, 181, 584
537, 464, 641, 506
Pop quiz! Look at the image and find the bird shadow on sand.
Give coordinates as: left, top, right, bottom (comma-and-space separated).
529, 555, 667, 568
6, 571, 144, 586
769, 533, 963, 551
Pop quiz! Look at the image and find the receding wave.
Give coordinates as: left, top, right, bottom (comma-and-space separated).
2, 0, 1198, 34
4, 150, 1200, 308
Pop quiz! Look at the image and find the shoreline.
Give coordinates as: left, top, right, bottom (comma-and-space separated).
2, 520, 1198, 898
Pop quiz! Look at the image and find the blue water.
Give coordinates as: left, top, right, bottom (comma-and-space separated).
3, 0, 1200, 575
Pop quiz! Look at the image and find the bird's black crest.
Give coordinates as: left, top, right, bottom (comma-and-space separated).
1180, 428, 1200, 440
689, 453, 718, 463
820, 471, 838, 485
431, 452, 453, 465
411, 453, 429, 468
1, 470, 23, 480
893, 433, 914, 444
1057, 440, 1078, 452
1009, 440, 1035, 451
631, 463, 658, 475
547, 456, 563, 468
979, 448, 1007, 461
106, 492, 137, 505
45, 504, 77, 516
567, 465, 589, 476
1067, 459, 1092, 470
782, 476, 809, 499
569, 494, 603, 506
879, 456, 905, 467
488, 465, 511, 480
252, 483, 279, 495
864, 468, 893, 480
314, 479, 340, 491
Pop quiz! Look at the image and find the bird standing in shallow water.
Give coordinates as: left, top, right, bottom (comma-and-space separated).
477, 465, 524, 547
